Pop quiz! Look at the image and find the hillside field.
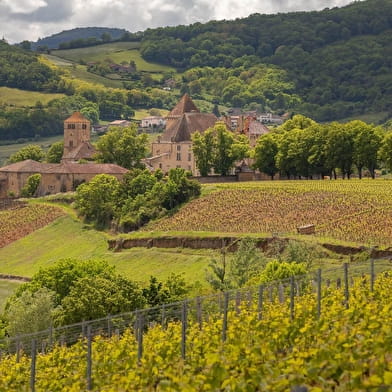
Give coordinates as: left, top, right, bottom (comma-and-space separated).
53, 42, 176, 73
0, 87, 65, 107
144, 179, 392, 247
0, 213, 216, 285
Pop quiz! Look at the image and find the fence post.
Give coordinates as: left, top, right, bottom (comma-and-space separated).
196, 297, 202, 330
235, 291, 241, 315
278, 283, 284, 303
161, 304, 166, 329
290, 277, 295, 320
317, 268, 322, 319
370, 258, 375, 292
16, 339, 20, 363
137, 312, 144, 364
258, 285, 264, 320
86, 325, 92, 391
48, 324, 53, 348
30, 339, 36, 392
107, 315, 112, 337
344, 263, 349, 309
181, 301, 187, 360
222, 292, 229, 342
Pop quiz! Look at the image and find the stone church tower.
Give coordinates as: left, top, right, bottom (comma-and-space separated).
62, 112, 96, 162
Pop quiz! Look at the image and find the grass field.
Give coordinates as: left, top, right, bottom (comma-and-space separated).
0, 214, 215, 285
0, 87, 65, 107
53, 42, 175, 73
0, 280, 22, 311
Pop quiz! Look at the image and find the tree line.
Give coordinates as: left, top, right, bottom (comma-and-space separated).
253, 115, 392, 179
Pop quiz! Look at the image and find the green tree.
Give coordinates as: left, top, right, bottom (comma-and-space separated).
95, 125, 148, 169
379, 132, 392, 173
46, 141, 64, 163
26, 258, 115, 306
257, 260, 307, 284
8, 144, 45, 163
4, 288, 54, 336
56, 275, 145, 325
75, 174, 121, 227
350, 121, 383, 178
192, 130, 214, 176
253, 133, 279, 179
229, 238, 266, 288
213, 122, 248, 175
20, 173, 41, 197
142, 273, 190, 306
325, 123, 355, 179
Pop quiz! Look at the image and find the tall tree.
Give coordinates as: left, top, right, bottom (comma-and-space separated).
253, 133, 279, 179
350, 121, 383, 179
192, 130, 214, 176
379, 132, 392, 173
95, 125, 148, 169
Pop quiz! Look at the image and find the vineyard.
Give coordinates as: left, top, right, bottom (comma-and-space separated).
0, 204, 65, 248
0, 265, 391, 391
146, 180, 392, 246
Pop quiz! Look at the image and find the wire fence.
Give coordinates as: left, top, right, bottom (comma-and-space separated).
0, 259, 391, 391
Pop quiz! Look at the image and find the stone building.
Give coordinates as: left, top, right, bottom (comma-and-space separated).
145, 94, 217, 174
62, 112, 96, 162
0, 112, 127, 198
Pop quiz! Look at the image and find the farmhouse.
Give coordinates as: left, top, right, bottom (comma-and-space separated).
145, 94, 218, 174
0, 112, 128, 198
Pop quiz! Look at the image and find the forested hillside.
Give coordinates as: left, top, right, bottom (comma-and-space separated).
30, 27, 129, 50
139, 0, 392, 120
0, 41, 63, 92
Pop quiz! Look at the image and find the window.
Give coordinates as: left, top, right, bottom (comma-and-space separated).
69, 140, 73, 148
71, 124, 75, 129
67, 124, 72, 129
176, 153, 181, 161
188, 153, 192, 161
82, 124, 87, 129
177, 145, 181, 151
159, 163, 162, 169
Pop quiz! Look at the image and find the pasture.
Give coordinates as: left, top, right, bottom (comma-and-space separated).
0, 87, 65, 107
53, 42, 176, 73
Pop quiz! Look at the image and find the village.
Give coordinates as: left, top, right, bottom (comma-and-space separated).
0, 94, 285, 198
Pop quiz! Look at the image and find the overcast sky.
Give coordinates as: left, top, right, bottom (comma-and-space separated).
1, 0, 355, 43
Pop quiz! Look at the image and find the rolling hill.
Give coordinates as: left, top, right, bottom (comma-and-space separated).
30, 27, 129, 50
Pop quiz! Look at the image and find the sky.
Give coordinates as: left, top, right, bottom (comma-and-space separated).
1, 0, 355, 43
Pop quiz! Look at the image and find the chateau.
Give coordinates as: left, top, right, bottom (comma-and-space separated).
145, 94, 218, 174
0, 112, 127, 198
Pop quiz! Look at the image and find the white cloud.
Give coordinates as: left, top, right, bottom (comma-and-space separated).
0, 0, 355, 43
2, 0, 47, 14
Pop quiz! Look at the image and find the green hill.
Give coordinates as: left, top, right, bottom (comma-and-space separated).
30, 27, 129, 50
139, 0, 392, 121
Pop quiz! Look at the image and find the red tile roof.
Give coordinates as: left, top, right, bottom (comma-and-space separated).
64, 112, 90, 123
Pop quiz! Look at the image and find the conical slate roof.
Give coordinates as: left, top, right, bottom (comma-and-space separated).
167, 94, 199, 117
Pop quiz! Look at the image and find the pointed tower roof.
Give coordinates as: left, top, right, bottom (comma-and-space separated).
64, 112, 90, 123
168, 94, 199, 117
